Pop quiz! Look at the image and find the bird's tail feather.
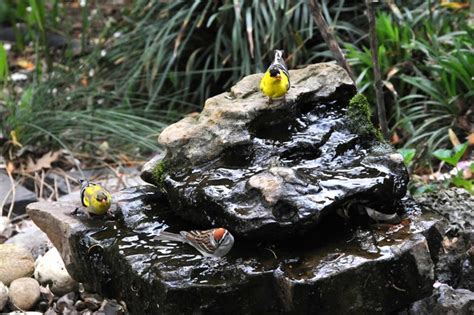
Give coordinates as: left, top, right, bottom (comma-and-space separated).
155, 231, 186, 243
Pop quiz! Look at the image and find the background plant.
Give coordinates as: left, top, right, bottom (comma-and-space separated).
2, 0, 367, 161
346, 1, 472, 162
1, 0, 472, 171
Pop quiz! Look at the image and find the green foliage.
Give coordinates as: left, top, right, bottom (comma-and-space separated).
1, 0, 367, 159
97, 0, 364, 109
433, 142, 468, 167
346, 3, 472, 161
152, 160, 168, 188
0, 44, 8, 83
1, 78, 179, 158
398, 148, 416, 167
347, 93, 381, 140
432, 142, 472, 194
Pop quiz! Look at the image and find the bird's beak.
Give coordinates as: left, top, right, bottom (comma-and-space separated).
275, 74, 282, 80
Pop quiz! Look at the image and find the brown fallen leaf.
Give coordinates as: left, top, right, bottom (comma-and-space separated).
448, 128, 461, 146
23, 151, 61, 173
440, 1, 470, 10
16, 59, 35, 70
467, 133, 474, 145
390, 131, 401, 145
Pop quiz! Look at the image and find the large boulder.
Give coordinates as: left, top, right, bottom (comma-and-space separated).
144, 63, 408, 239
27, 186, 445, 314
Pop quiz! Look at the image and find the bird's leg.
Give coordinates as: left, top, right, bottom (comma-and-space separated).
267, 97, 273, 105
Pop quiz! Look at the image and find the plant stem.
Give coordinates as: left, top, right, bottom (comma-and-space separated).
307, 0, 355, 82
365, 0, 389, 140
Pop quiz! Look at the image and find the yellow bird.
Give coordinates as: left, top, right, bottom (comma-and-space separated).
259, 50, 290, 103
73, 179, 112, 216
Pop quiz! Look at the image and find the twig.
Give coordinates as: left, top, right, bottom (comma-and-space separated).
392, 283, 406, 292
39, 170, 45, 200
103, 163, 127, 190
0, 187, 13, 217
54, 176, 59, 201
6, 168, 16, 219
365, 0, 390, 140
265, 247, 278, 259
307, 0, 355, 82
65, 175, 71, 194
10, 213, 29, 223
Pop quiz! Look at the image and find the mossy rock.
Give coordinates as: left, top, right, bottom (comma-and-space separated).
348, 93, 383, 140
152, 160, 168, 188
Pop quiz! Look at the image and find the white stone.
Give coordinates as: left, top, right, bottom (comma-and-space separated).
34, 248, 77, 296
0, 282, 8, 311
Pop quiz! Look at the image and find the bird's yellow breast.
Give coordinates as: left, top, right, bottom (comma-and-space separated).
259, 70, 289, 99
82, 185, 111, 215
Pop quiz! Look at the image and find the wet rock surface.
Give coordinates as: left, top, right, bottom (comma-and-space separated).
148, 63, 408, 239
407, 283, 474, 315
27, 186, 445, 314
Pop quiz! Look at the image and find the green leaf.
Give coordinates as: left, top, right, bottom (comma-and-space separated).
451, 177, 473, 194
433, 149, 456, 166
398, 148, 416, 167
452, 142, 469, 165
433, 142, 468, 167
413, 184, 435, 195
0, 44, 8, 82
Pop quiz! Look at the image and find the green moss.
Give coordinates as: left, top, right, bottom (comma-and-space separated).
152, 160, 168, 188
347, 93, 383, 141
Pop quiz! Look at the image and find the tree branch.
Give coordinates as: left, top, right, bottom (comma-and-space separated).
365, 0, 390, 140
307, 0, 355, 82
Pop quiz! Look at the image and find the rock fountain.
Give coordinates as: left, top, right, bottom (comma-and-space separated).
27, 63, 446, 314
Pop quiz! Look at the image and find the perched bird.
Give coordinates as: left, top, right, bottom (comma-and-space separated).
72, 179, 112, 216
259, 50, 290, 103
155, 228, 234, 257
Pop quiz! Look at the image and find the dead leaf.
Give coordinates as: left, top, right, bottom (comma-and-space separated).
440, 1, 470, 10
391, 131, 401, 144
448, 128, 461, 146
467, 133, 474, 145
16, 59, 35, 70
23, 151, 61, 173
383, 80, 398, 98
40, 285, 55, 305
386, 67, 400, 80
6, 161, 15, 174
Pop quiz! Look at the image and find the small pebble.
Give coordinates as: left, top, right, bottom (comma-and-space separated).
75, 300, 87, 311
0, 244, 35, 285
84, 296, 102, 311
0, 282, 8, 311
56, 292, 76, 313
34, 248, 77, 295
38, 300, 49, 312
8, 277, 41, 311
